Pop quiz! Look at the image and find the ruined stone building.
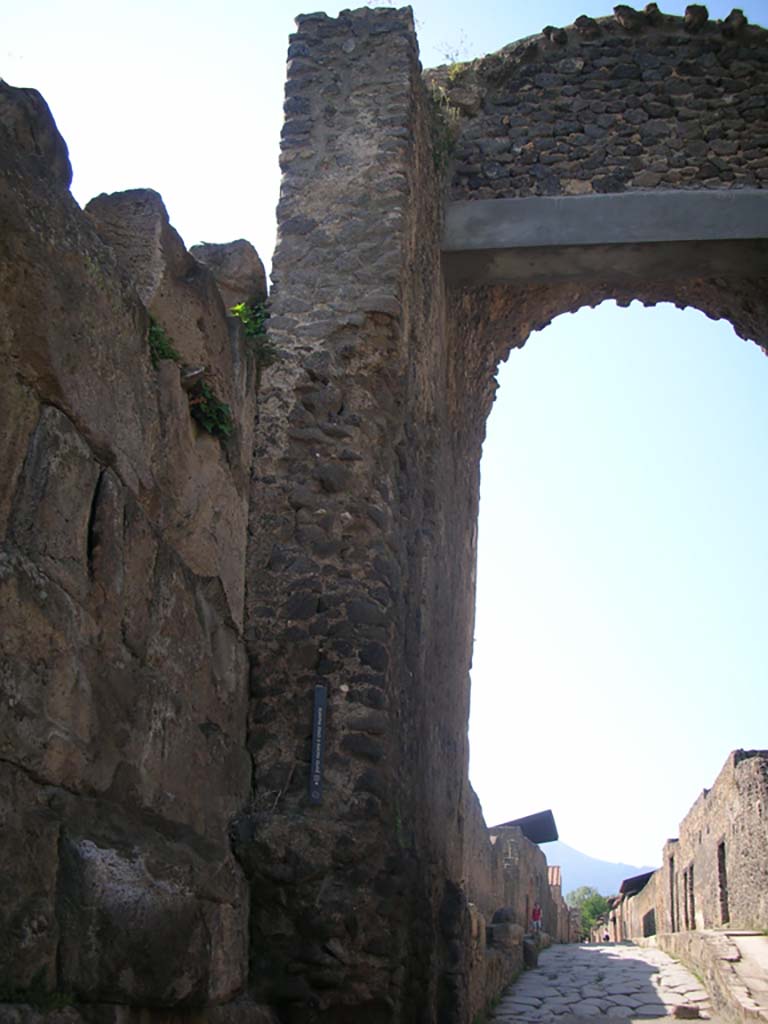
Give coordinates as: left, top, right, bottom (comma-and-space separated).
610, 750, 768, 942
548, 867, 581, 945
484, 810, 576, 946
1, 4, 767, 1023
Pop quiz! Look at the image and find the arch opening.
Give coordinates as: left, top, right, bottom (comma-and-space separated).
467, 298, 768, 869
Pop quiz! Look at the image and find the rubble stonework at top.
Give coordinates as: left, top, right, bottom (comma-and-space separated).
428, 6, 768, 200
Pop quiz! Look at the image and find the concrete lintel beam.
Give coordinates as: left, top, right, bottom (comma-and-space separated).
441, 190, 768, 286
442, 190, 768, 252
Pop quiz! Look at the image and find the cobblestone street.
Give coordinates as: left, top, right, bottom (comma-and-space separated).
490, 943, 712, 1023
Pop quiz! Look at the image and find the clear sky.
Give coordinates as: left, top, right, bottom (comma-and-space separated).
3, 0, 766, 869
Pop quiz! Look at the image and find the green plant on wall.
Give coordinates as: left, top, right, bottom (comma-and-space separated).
147, 317, 181, 368
188, 378, 234, 440
447, 60, 467, 83
230, 301, 279, 390
427, 84, 461, 175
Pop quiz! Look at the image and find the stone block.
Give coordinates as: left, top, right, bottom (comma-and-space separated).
491, 906, 516, 923
57, 818, 247, 1006
0, 546, 100, 794
0, 765, 60, 993
523, 937, 539, 967
8, 405, 100, 604
490, 923, 525, 949
191, 239, 267, 311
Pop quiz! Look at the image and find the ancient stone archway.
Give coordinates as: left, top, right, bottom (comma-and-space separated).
1, 6, 767, 1024
239, 6, 768, 1022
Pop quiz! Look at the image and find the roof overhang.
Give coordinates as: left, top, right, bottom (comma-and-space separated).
489, 809, 559, 844
619, 870, 656, 897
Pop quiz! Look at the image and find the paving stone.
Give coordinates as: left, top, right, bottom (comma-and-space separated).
659, 992, 687, 1006
628, 991, 662, 1005
500, 1004, 547, 1018
488, 943, 715, 1024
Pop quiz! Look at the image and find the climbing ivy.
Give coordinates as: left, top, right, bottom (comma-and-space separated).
148, 318, 181, 368
188, 378, 234, 440
230, 300, 279, 392
230, 300, 268, 338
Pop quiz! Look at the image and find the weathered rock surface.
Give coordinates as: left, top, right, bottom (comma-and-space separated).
0, 81, 71, 187
191, 239, 268, 312
85, 188, 256, 627
57, 805, 247, 1005
0, 81, 254, 1008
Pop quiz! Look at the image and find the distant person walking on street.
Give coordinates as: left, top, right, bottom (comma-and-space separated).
531, 902, 542, 933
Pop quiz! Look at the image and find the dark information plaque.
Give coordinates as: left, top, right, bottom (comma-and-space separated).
309, 684, 327, 804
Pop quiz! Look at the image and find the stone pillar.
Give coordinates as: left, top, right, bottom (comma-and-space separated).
235, 7, 483, 1022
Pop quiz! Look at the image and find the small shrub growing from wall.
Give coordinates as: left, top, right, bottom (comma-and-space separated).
230, 301, 278, 390
148, 318, 181, 368
426, 85, 461, 174
188, 378, 234, 439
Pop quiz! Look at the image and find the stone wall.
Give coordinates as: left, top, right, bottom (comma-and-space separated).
232, 6, 563, 1019
429, 7, 768, 201
490, 827, 559, 937
667, 749, 768, 931
463, 788, 506, 922
549, 869, 579, 943
641, 930, 768, 1024
232, 7, 482, 1021
611, 750, 768, 941
611, 874, 661, 940
0, 82, 259, 1011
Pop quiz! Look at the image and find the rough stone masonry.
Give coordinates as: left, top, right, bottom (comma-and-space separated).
0, 5, 767, 1024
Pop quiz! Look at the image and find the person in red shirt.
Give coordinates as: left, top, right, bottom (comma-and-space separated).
531, 902, 542, 932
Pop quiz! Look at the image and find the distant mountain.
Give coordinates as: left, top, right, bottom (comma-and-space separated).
545, 840, 657, 898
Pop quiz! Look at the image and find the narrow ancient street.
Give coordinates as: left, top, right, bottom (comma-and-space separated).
489, 943, 713, 1023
